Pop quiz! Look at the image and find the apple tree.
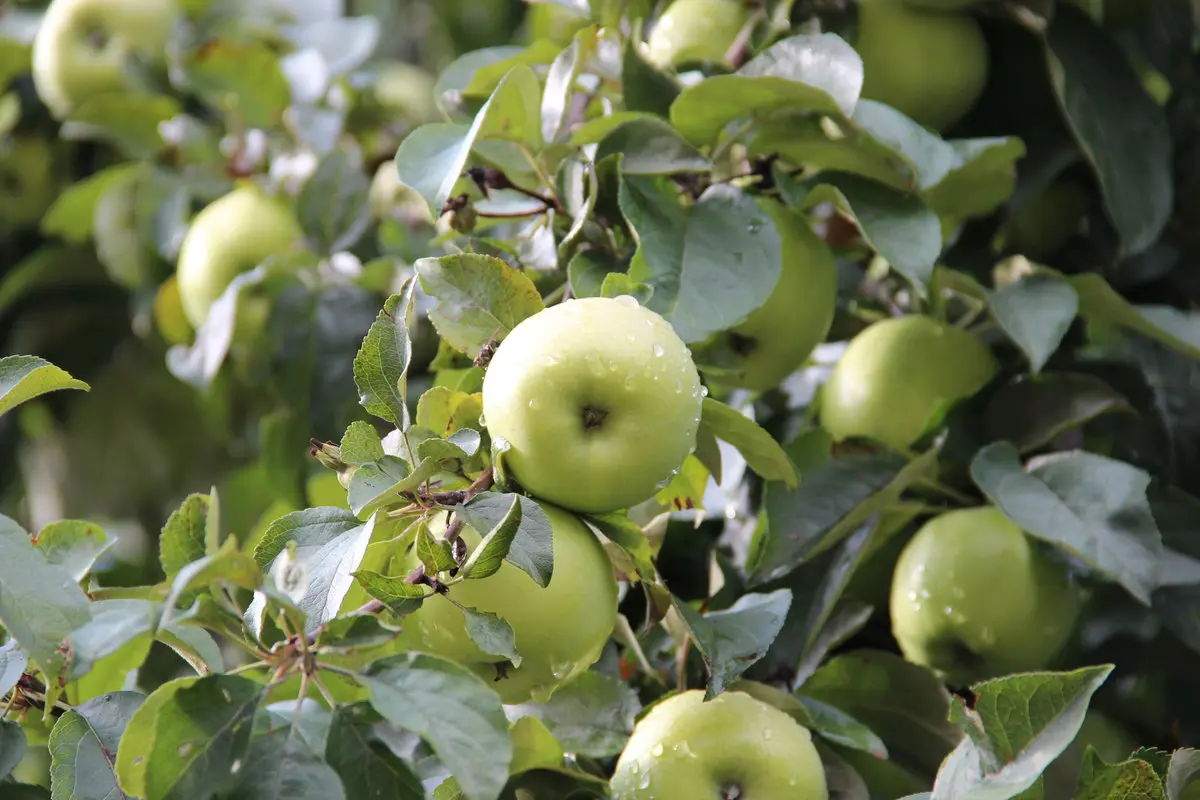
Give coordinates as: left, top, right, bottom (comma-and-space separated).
1, 0, 1200, 798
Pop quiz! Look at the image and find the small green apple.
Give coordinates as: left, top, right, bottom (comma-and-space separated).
646, 0, 751, 69
819, 314, 998, 450
890, 506, 1082, 686
482, 295, 703, 514
1004, 180, 1091, 260
32, 0, 178, 119
394, 502, 619, 704
175, 183, 304, 329
610, 689, 829, 799
0, 137, 58, 231
705, 203, 838, 392
856, 0, 988, 131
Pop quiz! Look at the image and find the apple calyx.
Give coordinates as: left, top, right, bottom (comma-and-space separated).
720, 785, 743, 800
582, 405, 609, 431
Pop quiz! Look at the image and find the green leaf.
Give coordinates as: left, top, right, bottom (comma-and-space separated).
416, 522, 457, 574
750, 447, 939, 585
509, 716, 565, 775
61, 93, 181, 159
458, 493, 554, 588
541, 30, 595, 144
461, 607, 522, 668
594, 117, 710, 174
32, 520, 112, 583
930, 665, 1115, 800
923, 137, 1027, 222
353, 279, 418, 428
297, 147, 373, 254
850, 100, 960, 190
802, 650, 962, 776
506, 671, 641, 758
970, 442, 1163, 605
583, 512, 655, 581
159, 494, 211, 581
621, 178, 784, 344
40, 164, 141, 244
346, 456, 433, 518
1165, 748, 1200, 799
1068, 272, 1200, 361
797, 695, 889, 759
114, 675, 263, 800
1075, 753, 1166, 800
1, 719, 26, 781
700, 397, 799, 488
183, 38, 291, 128
360, 652, 513, 800
987, 275, 1079, 373
414, 253, 545, 357
674, 589, 792, 696
621, 41, 679, 118
325, 704, 425, 800
340, 421, 386, 466
462, 494, 522, 580
0, 355, 89, 418
982, 372, 1133, 454
0, 644, 28, 697
63, 599, 162, 682
0, 514, 91, 678
350, 570, 427, 616
253, 507, 364, 570
48, 691, 145, 800
162, 540, 263, 625
669, 33, 863, 146
1044, 4, 1172, 256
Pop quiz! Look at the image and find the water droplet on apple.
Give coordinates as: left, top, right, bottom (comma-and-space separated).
652, 343, 665, 357
528, 398, 539, 410
624, 374, 638, 390
478, 410, 488, 427
907, 591, 918, 602
762, 729, 773, 741
586, 352, 606, 376
943, 606, 954, 616
638, 771, 651, 789
629, 761, 641, 775
626, 332, 636, 343
674, 741, 694, 758
919, 589, 931, 599
700, 386, 709, 397
651, 743, 664, 757
614, 294, 639, 308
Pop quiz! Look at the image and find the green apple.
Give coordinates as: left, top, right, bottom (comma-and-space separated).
482, 295, 704, 513
32, 0, 178, 119
153, 275, 193, 345
819, 314, 998, 450
706, 203, 838, 392
1004, 180, 1091, 260
646, 0, 751, 69
0, 137, 58, 231
524, 2, 590, 46
394, 502, 618, 704
372, 60, 440, 123
610, 690, 828, 799
890, 506, 1082, 686
175, 183, 304, 328
856, 0, 988, 131
904, 0, 977, 7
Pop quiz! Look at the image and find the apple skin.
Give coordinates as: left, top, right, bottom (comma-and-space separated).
394, 502, 619, 705
710, 203, 839, 392
819, 315, 998, 450
646, 0, 751, 69
0, 137, 58, 231
482, 295, 704, 514
610, 690, 829, 799
175, 183, 304, 329
856, 0, 988, 131
889, 506, 1082, 686
1005, 180, 1091, 260
32, 0, 178, 120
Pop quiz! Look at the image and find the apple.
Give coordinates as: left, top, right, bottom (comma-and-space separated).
32, 0, 178, 120
889, 506, 1082, 686
372, 60, 440, 124
705, 202, 839, 392
482, 295, 704, 514
1004, 180, 1091, 260
646, 0, 751, 69
175, 183, 305, 328
0, 137, 58, 231
394, 501, 619, 704
856, 0, 988, 131
818, 314, 998, 451
609, 689, 829, 799
524, 2, 590, 46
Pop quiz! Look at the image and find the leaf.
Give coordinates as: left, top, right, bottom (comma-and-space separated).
61, 93, 181, 159
33, 520, 112, 583
802, 650, 963, 775
1, 719, 26, 781
354, 280, 418, 429
298, 147, 373, 254
750, 448, 939, 585
416, 522, 457, 574
621, 178, 783, 344
594, 117, 710, 174
0, 514, 92, 677
462, 494, 522, 580
340, 421, 386, 465
1044, 4, 1172, 256
114, 675, 263, 800
0, 643, 28, 697
360, 652, 512, 800
987, 275, 1079, 373
351, 570, 427, 616
797, 695, 889, 759
225, 726, 347, 800
970, 443, 1163, 605
1069, 272, 1200, 361
40, 163, 142, 243
416, 387, 485, 435
923, 137, 1027, 222
159, 494, 211, 581
0, 355, 89, 417
325, 703, 425, 800
183, 37, 291, 128
458, 493, 554, 588
1075, 753, 1166, 800
461, 608, 522, 668
541, 30, 594, 144
673, 589, 793, 695
509, 716, 565, 775
930, 665, 1114, 800
1165, 748, 1200, 799
64, 599, 163, 681
621, 41, 679, 118
253, 507, 365, 569
669, 33, 863, 146
506, 671, 641, 758
700, 397, 799, 488
584, 512, 656, 581
48, 691, 146, 800
982, 372, 1133, 454
414, 254, 544, 356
